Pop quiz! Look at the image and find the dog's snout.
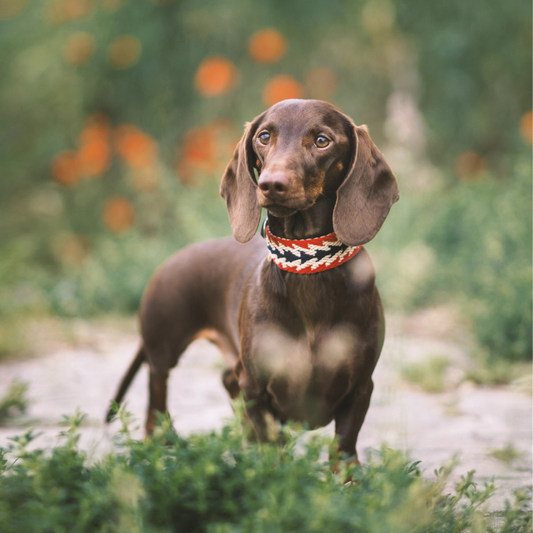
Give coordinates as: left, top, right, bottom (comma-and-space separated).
258, 171, 290, 198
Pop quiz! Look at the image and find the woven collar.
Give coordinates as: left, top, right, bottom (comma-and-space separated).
264, 223, 362, 274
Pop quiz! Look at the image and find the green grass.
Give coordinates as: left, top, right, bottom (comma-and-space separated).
401, 355, 452, 393
489, 444, 525, 467
0, 409, 531, 532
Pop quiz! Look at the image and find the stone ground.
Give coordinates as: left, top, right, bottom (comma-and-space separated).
0, 310, 531, 511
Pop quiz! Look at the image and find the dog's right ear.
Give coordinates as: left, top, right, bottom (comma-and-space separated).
220, 114, 265, 243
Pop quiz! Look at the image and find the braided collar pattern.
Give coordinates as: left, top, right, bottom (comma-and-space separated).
264, 223, 362, 274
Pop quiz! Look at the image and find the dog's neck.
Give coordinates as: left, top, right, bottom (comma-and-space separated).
265, 196, 336, 240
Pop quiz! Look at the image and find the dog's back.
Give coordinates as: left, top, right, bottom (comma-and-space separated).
140, 235, 267, 371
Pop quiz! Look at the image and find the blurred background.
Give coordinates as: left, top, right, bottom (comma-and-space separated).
0, 0, 531, 378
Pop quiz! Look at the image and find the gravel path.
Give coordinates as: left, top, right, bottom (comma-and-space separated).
0, 314, 531, 510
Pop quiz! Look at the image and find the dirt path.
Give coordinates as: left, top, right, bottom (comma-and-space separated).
0, 314, 531, 510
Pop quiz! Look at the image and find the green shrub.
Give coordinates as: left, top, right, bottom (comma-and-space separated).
373, 154, 532, 362
0, 411, 531, 532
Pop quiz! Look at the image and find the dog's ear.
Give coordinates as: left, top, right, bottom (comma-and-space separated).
220, 115, 265, 243
333, 122, 399, 246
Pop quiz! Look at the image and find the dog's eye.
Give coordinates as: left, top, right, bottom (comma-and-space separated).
258, 132, 271, 145
314, 135, 330, 148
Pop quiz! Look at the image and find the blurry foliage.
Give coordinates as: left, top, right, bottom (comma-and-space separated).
394, 0, 532, 168
0, 410, 531, 532
0, 0, 531, 362
371, 154, 532, 362
0, 380, 29, 424
401, 355, 451, 393
488, 443, 525, 467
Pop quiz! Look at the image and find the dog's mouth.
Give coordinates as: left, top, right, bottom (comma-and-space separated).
258, 189, 317, 218
262, 204, 298, 217
259, 196, 319, 217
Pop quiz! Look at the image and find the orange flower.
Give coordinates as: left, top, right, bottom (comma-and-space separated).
78, 141, 110, 177
454, 152, 485, 182
304, 68, 338, 100
51, 151, 81, 187
102, 196, 135, 233
78, 114, 111, 177
177, 127, 216, 185
194, 56, 238, 97
80, 114, 110, 144
176, 120, 239, 185
520, 111, 532, 144
108, 35, 141, 69
115, 124, 157, 168
64, 32, 95, 65
248, 29, 287, 64
263, 75, 303, 107
64, 0, 92, 19
47, 0, 92, 24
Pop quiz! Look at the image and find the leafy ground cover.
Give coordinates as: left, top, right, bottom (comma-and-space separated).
0, 409, 531, 533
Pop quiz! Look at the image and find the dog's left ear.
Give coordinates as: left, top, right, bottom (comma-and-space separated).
333, 123, 399, 246
220, 114, 265, 243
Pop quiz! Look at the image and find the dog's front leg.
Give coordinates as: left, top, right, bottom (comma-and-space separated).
332, 380, 374, 460
236, 368, 276, 443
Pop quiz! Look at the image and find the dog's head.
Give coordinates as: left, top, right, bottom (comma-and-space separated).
220, 99, 399, 245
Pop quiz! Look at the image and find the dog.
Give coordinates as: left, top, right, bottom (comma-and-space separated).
107, 99, 399, 461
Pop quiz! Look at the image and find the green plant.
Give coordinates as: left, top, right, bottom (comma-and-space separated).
465, 358, 531, 387
373, 154, 532, 362
0, 380, 29, 424
401, 355, 452, 393
489, 444, 525, 466
0, 410, 531, 532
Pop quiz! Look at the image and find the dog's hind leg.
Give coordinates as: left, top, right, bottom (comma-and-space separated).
142, 334, 196, 435
146, 367, 170, 435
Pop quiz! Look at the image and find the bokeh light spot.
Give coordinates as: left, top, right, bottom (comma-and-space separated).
248, 29, 287, 64
519, 111, 532, 144
108, 35, 141, 69
64, 33, 95, 65
53, 234, 91, 266
128, 167, 160, 192
79, 141, 110, 177
51, 151, 81, 187
78, 114, 111, 177
194, 56, 238, 97
115, 124, 158, 169
46, 0, 93, 24
0, 0, 27, 19
103, 196, 135, 234
80, 114, 110, 144
176, 120, 238, 186
304, 68, 338, 100
263, 75, 303, 107
454, 152, 485, 182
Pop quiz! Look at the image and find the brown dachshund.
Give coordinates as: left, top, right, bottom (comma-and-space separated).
107, 99, 399, 460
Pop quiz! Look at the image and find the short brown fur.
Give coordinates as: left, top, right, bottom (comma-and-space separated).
107, 99, 399, 459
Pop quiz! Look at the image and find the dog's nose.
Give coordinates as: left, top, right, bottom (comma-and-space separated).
258, 171, 290, 199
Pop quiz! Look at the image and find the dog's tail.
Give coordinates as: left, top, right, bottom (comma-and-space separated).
105, 346, 146, 423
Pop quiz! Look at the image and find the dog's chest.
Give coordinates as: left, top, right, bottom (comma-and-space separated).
254, 322, 357, 428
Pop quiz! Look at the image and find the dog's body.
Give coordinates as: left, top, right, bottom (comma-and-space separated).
108, 99, 398, 459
